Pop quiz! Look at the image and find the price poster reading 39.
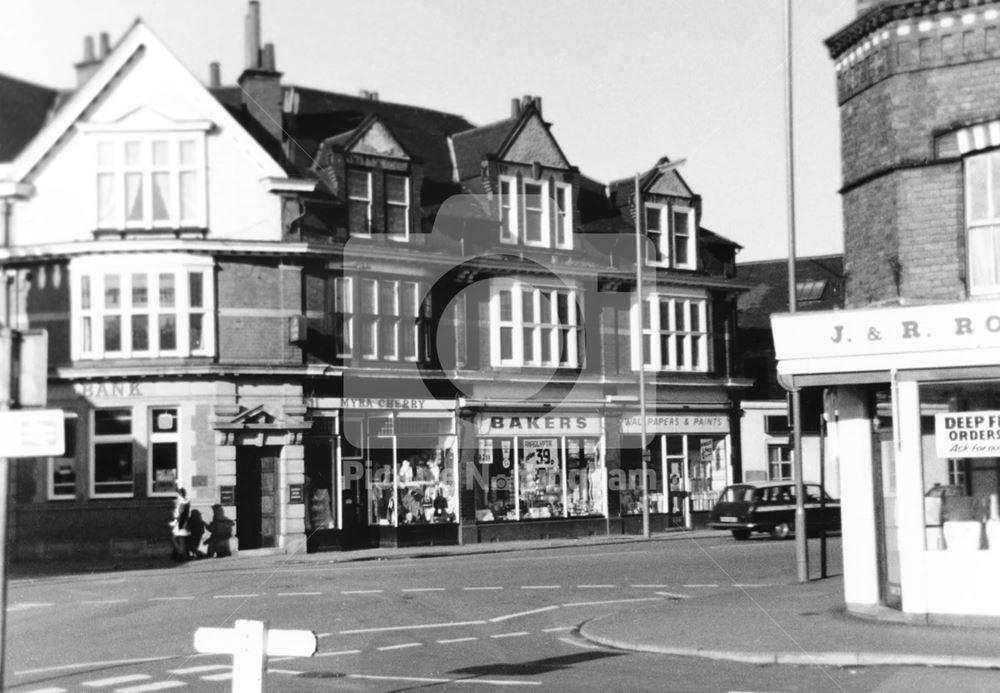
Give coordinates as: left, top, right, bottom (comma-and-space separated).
522, 439, 558, 467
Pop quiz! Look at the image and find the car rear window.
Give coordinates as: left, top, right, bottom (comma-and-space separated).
720, 486, 755, 503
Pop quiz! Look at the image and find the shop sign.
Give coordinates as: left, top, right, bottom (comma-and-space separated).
340, 397, 445, 410
219, 485, 235, 506
475, 413, 603, 436
935, 411, 1000, 458
522, 438, 558, 467
74, 382, 143, 398
620, 414, 729, 434
772, 298, 1000, 370
289, 484, 304, 504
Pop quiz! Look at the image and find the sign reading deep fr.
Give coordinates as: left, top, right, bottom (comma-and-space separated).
935, 411, 1000, 458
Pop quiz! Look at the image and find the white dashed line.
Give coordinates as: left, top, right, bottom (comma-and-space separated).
115, 682, 186, 692
80, 600, 128, 605
654, 591, 692, 600
732, 583, 777, 588
576, 584, 615, 589
377, 642, 423, 651
490, 632, 529, 639
340, 620, 485, 634
212, 594, 258, 599
489, 606, 558, 622
201, 672, 233, 681
349, 674, 542, 686
82, 674, 150, 687
19, 688, 65, 693
267, 668, 303, 675
437, 637, 479, 644
520, 585, 560, 590
314, 649, 362, 658
463, 586, 503, 591
340, 590, 384, 595
167, 665, 229, 674
277, 592, 323, 597
562, 596, 664, 608
542, 626, 574, 632
402, 587, 446, 592
149, 596, 196, 602
630, 584, 669, 588
683, 584, 719, 588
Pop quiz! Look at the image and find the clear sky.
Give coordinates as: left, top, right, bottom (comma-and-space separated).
0, 0, 857, 262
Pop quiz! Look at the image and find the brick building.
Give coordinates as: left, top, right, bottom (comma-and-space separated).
774, 0, 1000, 619
0, 3, 751, 560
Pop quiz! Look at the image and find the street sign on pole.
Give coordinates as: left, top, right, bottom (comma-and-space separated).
0, 409, 65, 458
194, 620, 317, 692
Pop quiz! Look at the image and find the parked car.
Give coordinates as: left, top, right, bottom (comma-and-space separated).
709, 480, 840, 540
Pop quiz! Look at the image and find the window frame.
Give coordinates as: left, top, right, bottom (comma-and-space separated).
497, 175, 570, 249
47, 412, 78, 501
965, 150, 1000, 295
333, 276, 354, 358
148, 407, 182, 498
72, 255, 216, 361
489, 280, 581, 368
384, 173, 411, 242
631, 293, 710, 372
90, 408, 135, 499
348, 168, 374, 238
768, 443, 793, 480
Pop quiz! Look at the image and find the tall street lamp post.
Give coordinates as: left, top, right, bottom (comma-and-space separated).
634, 159, 685, 538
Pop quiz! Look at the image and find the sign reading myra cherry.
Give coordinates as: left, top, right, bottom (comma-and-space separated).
935, 411, 1000, 458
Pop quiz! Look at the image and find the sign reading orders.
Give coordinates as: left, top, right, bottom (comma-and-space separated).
935, 411, 1000, 458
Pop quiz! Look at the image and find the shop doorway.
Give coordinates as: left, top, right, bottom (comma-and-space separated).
872, 424, 901, 609
235, 446, 279, 550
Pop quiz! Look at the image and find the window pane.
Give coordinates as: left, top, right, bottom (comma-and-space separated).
400, 320, 417, 359
97, 173, 116, 225
557, 292, 569, 324
522, 291, 534, 323
387, 206, 407, 236
152, 140, 168, 165
131, 314, 149, 351
348, 170, 370, 199
361, 280, 377, 314
151, 442, 178, 495
349, 202, 370, 233
541, 326, 553, 363
990, 154, 1000, 220
675, 335, 686, 366
380, 282, 398, 316
500, 326, 513, 360
400, 282, 418, 317
179, 140, 196, 165
360, 318, 376, 356
645, 206, 661, 231
97, 141, 114, 167
81, 276, 91, 310
189, 313, 203, 351
104, 316, 121, 352
188, 272, 203, 308
386, 175, 407, 203
124, 141, 141, 166
499, 290, 512, 321
675, 302, 685, 331
94, 441, 133, 493
690, 307, 700, 332
179, 171, 197, 221
523, 326, 534, 362
104, 275, 120, 309
524, 183, 544, 242
95, 409, 131, 436
691, 335, 701, 368
131, 274, 148, 308
641, 299, 651, 330
659, 300, 670, 331
159, 314, 177, 351
555, 185, 569, 246
379, 320, 397, 358
159, 273, 175, 308
81, 316, 92, 353
125, 173, 143, 221
968, 156, 989, 221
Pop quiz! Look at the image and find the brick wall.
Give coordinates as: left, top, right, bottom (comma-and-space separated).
217, 259, 301, 364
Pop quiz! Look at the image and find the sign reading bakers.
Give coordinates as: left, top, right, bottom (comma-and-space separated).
935, 411, 1000, 458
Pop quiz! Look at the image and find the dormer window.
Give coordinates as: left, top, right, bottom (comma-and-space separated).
498, 175, 573, 249
95, 135, 205, 230
644, 202, 695, 270
348, 168, 373, 237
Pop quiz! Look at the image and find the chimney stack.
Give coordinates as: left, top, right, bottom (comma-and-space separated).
238, 1, 284, 142
511, 98, 520, 118
99, 32, 111, 58
209, 62, 221, 89
74, 35, 102, 87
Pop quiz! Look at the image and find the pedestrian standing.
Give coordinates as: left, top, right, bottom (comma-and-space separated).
170, 487, 191, 561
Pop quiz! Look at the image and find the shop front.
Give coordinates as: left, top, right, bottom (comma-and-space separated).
463, 411, 608, 542
774, 299, 1000, 620
618, 411, 732, 530
304, 397, 459, 549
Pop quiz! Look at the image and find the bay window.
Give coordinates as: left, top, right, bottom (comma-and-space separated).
73, 255, 215, 360
632, 293, 709, 371
491, 280, 581, 368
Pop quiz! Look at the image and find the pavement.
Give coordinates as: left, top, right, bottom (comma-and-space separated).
11, 529, 1000, 671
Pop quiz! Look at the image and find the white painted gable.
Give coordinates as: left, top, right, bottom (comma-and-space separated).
350, 120, 408, 159
8, 21, 289, 246
501, 114, 568, 168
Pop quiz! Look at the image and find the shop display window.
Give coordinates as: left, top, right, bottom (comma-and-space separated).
369, 433, 456, 527
475, 435, 605, 521
920, 381, 1000, 551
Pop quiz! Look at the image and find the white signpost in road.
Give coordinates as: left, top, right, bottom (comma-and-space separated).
0, 409, 65, 458
194, 619, 317, 692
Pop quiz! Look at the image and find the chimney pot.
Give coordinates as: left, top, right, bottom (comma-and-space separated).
209, 62, 221, 88
533, 96, 542, 116
246, 0, 262, 69
262, 42, 276, 72
511, 98, 520, 117
99, 32, 111, 58
83, 35, 95, 62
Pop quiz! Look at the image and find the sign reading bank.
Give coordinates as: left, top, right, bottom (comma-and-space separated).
935, 411, 1000, 458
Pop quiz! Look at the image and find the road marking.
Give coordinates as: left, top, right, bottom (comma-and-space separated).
15, 657, 174, 676
654, 591, 692, 600
732, 583, 777, 588
82, 674, 150, 687
490, 632, 529, 639
277, 591, 323, 597
520, 585, 560, 590
349, 673, 541, 686
201, 672, 233, 681
503, 550, 647, 561
8, 602, 54, 610
314, 649, 362, 658
377, 642, 423, 651
437, 637, 479, 644
402, 587, 446, 592
463, 586, 503, 591
168, 664, 230, 674
562, 596, 664, 608
149, 596, 196, 602
80, 599, 128, 605
340, 589, 384, 595
19, 688, 64, 693
212, 594, 259, 599
340, 620, 485, 634
683, 584, 719, 588
542, 626, 574, 632
267, 668, 303, 675
114, 682, 186, 692
576, 584, 615, 589
489, 605, 559, 622
630, 584, 669, 588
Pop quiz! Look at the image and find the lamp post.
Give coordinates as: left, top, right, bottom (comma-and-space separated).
634, 159, 685, 538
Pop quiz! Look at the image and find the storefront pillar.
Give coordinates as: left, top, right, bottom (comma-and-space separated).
279, 444, 306, 554
894, 379, 928, 614
828, 386, 880, 608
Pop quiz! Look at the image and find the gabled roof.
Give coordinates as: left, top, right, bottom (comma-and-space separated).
0, 73, 63, 163
607, 157, 695, 209
451, 117, 517, 183
737, 254, 845, 330
9, 20, 287, 184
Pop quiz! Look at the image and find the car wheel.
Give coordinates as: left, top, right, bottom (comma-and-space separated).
731, 530, 751, 541
770, 522, 792, 540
